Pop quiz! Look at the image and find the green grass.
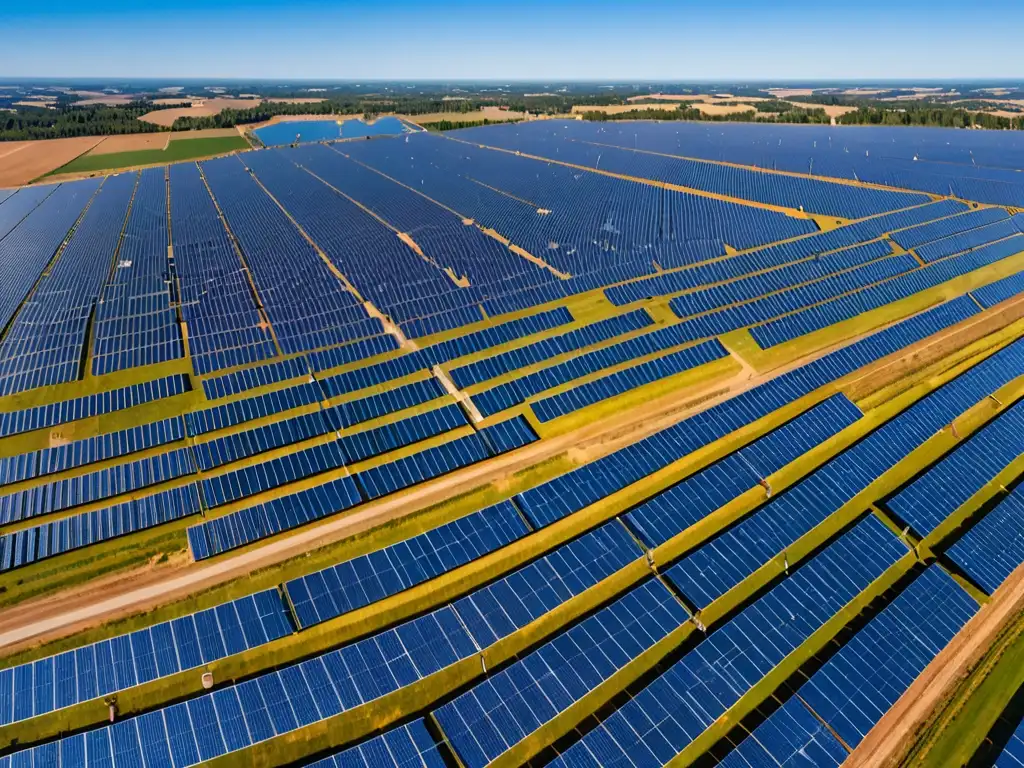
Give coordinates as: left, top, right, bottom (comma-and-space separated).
50, 136, 250, 175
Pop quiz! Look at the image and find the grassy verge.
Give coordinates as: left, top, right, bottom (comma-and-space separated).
48, 136, 250, 175
909, 608, 1024, 767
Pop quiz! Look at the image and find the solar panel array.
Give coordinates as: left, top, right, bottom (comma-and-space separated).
435, 579, 689, 767
945, 485, 1024, 594
285, 500, 530, 629
549, 515, 907, 767
0, 588, 291, 726
3, 120, 1024, 768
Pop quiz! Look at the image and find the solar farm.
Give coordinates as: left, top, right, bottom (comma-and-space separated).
0, 117, 1024, 768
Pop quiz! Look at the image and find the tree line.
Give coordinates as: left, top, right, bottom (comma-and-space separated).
422, 118, 524, 132
579, 105, 832, 124
0, 102, 178, 141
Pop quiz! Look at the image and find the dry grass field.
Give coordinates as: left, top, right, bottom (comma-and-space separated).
140, 97, 262, 126
694, 102, 758, 115
86, 128, 241, 155
627, 93, 771, 103
403, 106, 526, 124
266, 97, 327, 104
765, 88, 816, 98
782, 100, 859, 118
571, 103, 680, 114
0, 136, 105, 187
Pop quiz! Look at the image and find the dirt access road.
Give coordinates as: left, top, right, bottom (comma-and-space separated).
846, 560, 1024, 767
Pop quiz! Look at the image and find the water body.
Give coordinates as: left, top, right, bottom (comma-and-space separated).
255, 116, 408, 147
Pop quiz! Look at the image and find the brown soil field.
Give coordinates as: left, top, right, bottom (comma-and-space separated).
13, 101, 54, 109
140, 97, 261, 126
0, 136, 105, 187
766, 88, 816, 98
77, 128, 245, 156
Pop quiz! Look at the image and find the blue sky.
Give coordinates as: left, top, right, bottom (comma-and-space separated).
2, 0, 1022, 80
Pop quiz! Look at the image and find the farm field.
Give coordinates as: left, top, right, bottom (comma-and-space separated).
139, 97, 263, 126
0, 119, 1024, 768
48, 134, 251, 175
0, 136, 106, 186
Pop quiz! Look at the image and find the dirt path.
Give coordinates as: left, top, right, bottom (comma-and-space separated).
846, 560, 1024, 767
0, 300, 1006, 652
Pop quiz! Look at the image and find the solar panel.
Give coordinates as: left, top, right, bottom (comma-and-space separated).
435, 579, 688, 768
307, 719, 445, 768
887, 397, 1024, 536
945, 485, 1024, 594
284, 500, 530, 629
0, 588, 291, 726
7, 605, 475, 765
550, 515, 905, 767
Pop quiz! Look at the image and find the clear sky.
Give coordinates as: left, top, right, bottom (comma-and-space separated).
2, 0, 1022, 80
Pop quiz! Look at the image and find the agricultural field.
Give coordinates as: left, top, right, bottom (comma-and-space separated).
0, 119, 1023, 768
48, 133, 251, 176
0, 136, 106, 186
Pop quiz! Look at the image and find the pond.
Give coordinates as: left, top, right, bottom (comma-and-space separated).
254, 116, 408, 146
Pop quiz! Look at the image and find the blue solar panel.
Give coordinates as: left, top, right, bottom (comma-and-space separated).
187, 476, 363, 559
7, 606, 475, 765
200, 441, 347, 508
945, 485, 1024, 594
436, 579, 689, 768
200, 355, 310, 400
668, 333, 1024, 609
284, 500, 530, 629
531, 339, 728, 422
797, 566, 977, 748
319, 377, 446, 429
516, 298, 977, 531
550, 515, 905, 767
719, 696, 847, 768
974, 268, 1024, 308
307, 719, 445, 768
449, 308, 653, 389
185, 382, 322, 436
0, 447, 196, 525
890, 207, 1010, 250
0, 588, 290, 727
750, 235, 1024, 349
0, 484, 202, 574
625, 394, 861, 548
0, 416, 183, 488
338, 404, 468, 464
193, 410, 331, 471
478, 416, 538, 456
994, 715, 1024, 767
475, 326, 721, 419
887, 398, 1024, 536
452, 520, 640, 648
355, 433, 491, 500
0, 374, 188, 438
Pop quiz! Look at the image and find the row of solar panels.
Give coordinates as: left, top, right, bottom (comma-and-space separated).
0, 292, 1015, 762
604, 199, 969, 306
